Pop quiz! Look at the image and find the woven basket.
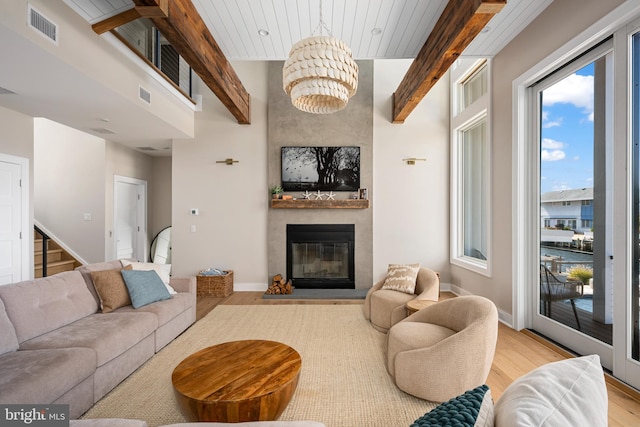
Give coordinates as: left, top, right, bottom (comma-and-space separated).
197, 271, 233, 297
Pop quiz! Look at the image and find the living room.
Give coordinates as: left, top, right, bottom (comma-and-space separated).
2, 0, 640, 425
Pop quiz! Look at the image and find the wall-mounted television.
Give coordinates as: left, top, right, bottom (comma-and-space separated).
281, 146, 360, 192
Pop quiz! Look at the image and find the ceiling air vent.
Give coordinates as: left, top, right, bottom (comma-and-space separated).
139, 86, 151, 104
136, 147, 158, 151
89, 127, 115, 135
28, 4, 58, 45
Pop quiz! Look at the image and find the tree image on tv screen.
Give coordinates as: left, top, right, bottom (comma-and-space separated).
281, 146, 360, 192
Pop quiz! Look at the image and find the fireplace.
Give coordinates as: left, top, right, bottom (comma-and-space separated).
286, 224, 355, 289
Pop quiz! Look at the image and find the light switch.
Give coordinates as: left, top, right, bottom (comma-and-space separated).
83, 213, 92, 221
190, 225, 196, 232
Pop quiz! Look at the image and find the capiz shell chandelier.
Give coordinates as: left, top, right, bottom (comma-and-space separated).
283, 2, 358, 114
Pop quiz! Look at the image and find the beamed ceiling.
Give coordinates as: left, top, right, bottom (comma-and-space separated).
0, 1, 553, 154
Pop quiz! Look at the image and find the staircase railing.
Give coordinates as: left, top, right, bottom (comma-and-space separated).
34, 225, 49, 277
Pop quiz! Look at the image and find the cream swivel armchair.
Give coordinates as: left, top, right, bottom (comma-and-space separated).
386, 295, 498, 402
363, 265, 439, 333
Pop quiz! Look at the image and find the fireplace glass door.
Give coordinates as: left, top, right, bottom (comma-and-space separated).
291, 242, 350, 280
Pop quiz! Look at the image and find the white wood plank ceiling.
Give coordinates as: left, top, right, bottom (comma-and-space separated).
63, 0, 553, 60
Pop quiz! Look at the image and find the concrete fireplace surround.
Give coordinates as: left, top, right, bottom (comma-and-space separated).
267, 61, 373, 289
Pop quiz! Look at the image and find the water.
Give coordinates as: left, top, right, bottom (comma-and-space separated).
541, 246, 594, 263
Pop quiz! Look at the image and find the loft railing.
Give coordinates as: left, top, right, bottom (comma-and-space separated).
34, 224, 50, 277
113, 18, 193, 98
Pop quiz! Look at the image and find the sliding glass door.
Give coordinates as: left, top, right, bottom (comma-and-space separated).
531, 40, 614, 367
522, 20, 640, 388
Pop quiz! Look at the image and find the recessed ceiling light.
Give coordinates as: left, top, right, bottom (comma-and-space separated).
258, 29, 270, 37
371, 28, 382, 36
98, 117, 110, 122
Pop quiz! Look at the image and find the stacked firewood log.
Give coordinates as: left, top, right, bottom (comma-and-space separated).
265, 274, 293, 295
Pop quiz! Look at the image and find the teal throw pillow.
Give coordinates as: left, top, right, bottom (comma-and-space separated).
411, 385, 494, 427
121, 269, 172, 308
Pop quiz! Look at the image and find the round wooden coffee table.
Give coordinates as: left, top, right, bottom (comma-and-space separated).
171, 340, 301, 422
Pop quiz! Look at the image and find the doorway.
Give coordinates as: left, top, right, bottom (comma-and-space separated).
113, 175, 147, 262
515, 12, 640, 389
530, 40, 614, 367
0, 154, 30, 284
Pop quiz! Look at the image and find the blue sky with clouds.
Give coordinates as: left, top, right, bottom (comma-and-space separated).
540, 63, 594, 194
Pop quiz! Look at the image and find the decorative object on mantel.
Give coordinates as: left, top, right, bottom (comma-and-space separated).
265, 274, 293, 295
326, 191, 336, 200
271, 198, 370, 209
216, 158, 239, 165
358, 188, 368, 200
313, 190, 325, 200
269, 185, 284, 199
302, 190, 313, 200
402, 157, 427, 165
282, 0, 358, 114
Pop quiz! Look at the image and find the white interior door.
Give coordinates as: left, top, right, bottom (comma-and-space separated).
114, 176, 147, 262
0, 159, 24, 285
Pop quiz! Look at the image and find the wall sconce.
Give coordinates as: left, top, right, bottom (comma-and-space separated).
216, 158, 239, 165
402, 158, 426, 165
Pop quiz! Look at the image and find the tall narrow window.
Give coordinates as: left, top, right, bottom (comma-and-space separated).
461, 118, 487, 260
451, 59, 491, 275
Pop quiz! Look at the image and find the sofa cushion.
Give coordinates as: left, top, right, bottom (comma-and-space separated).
381, 263, 420, 294
76, 260, 128, 303
115, 293, 192, 326
0, 347, 96, 405
120, 260, 176, 294
494, 354, 607, 427
91, 265, 133, 313
412, 384, 494, 427
0, 271, 98, 343
0, 298, 19, 355
122, 270, 172, 308
19, 312, 157, 366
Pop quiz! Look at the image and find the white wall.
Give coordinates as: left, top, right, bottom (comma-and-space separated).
0, 0, 194, 139
171, 61, 269, 285
34, 118, 105, 263
149, 157, 172, 240
372, 60, 451, 283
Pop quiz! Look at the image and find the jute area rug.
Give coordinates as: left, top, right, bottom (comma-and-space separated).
82, 305, 437, 427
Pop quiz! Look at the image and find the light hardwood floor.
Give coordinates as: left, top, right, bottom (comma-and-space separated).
197, 291, 640, 426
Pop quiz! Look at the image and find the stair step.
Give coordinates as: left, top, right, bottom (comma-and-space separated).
34, 249, 63, 264
34, 260, 76, 278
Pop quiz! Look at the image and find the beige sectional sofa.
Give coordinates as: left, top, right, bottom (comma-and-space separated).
0, 260, 196, 419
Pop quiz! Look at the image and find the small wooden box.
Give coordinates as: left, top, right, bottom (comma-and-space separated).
197, 271, 234, 297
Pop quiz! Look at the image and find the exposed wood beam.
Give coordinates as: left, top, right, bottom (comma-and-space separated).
133, 0, 250, 124
392, 0, 506, 123
91, 1, 168, 34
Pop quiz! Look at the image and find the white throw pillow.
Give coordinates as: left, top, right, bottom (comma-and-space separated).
381, 263, 420, 294
120, 260, 176, 294
494, 354, 607, 427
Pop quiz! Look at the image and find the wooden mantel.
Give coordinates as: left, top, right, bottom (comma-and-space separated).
271, 199, 370, 209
